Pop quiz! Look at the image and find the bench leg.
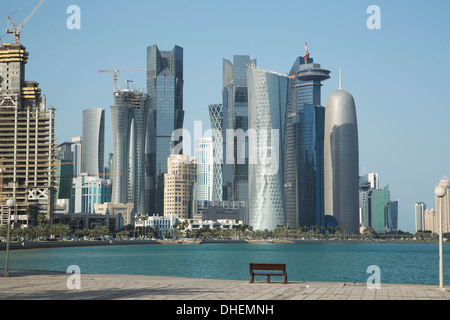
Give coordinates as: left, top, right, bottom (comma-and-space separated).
267, 276, 270, 283
249, 273, 254, 283
283, 274, 287, 284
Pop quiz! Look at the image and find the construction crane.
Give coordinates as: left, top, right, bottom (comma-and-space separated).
6, 0, 46, 45
98, 65, 147, 92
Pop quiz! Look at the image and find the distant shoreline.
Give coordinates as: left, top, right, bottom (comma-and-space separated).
0, 238, 446, 251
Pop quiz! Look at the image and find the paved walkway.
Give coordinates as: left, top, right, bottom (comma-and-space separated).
0, 269, 449, 300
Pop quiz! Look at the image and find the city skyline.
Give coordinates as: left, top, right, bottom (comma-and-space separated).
2, 0, 450, 232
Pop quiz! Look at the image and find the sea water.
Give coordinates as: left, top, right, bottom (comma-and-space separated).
1, 242, 449, 285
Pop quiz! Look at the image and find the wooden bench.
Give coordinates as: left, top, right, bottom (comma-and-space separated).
249, 263, 287, 284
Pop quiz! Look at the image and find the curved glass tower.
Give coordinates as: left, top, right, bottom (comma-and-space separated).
111, 89, 149, 215
247, 65, 289, 231
82, 108, 105, 175
324, 73, 359, 234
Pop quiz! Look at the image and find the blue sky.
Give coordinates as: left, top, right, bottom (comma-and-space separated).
2, 0, 450, 232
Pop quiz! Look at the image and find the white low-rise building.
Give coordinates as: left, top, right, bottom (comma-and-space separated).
134, 214, 179, 238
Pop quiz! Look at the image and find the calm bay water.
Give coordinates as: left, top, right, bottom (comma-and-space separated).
1, 242, 449, 285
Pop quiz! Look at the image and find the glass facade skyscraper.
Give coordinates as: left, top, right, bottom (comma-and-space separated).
194, 138, 214, 201
246, 65, 289, 231
222, 55, 255, 202
82, 107, 105, 175
147, 44, 184, 215
111, 89, 150, 215
208, 103, 223, 201
285, 45, 330, 228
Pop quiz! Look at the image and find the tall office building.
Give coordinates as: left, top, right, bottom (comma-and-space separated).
222, 55, 255, 202
208, 103, 223, 201
82, 108, 105, 175
164, 148, 196, 219
285, 44, 330, 228
365, 185, 389, 233
324, 71, 360, 234
111, 89, 149, 215
363, 185, 398, 233
0, 42, 56, 225
415, 201, 426, 232
359, 173, 379, 227
72, 173, 111, 214
360, 173, 379, 190
434, 177, 450, 233
246, 64, 289, 231
386, 200, 398, 232
55, 142, 74, 202
146, 44, 184, 215
194, 138, 214, 201
71, 136, 82, 178
424, 208, 438, 233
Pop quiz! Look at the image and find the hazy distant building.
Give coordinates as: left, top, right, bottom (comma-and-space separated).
359, 173, 380, 227
386, 200, 398, 232
434, 177, 450, 233
415, 201, 426, 232
285, 44, 329, 229
360, 173, 379, 190
424, 208, 438, 233
82, 107, 105, 175
365, 185, 389, 233
246, 64, 289, 231
324, 71, 359, 234
164, 149, 196, 219
363, 185, 398, 233
71, 136, 82, 178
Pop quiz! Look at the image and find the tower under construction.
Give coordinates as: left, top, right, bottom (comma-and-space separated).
0, 42, 56, 227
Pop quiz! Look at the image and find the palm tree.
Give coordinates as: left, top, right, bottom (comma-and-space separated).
37, 212, 46, 225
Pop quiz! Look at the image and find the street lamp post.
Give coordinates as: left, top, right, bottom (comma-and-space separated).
435, 186, 446, 292
2, 199, 15, 277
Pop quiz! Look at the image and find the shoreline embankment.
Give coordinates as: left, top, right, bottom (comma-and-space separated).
0, 238, 446, 251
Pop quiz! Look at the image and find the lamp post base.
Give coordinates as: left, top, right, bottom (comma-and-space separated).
436, 287, 447, 293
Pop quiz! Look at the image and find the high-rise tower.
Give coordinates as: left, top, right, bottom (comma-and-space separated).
147, 44, 184, 215
194, 137, 214, 201
111, 89, 149, 216
222, 55, 255, 202
285, 43, 330, 228
0, 43, 55, 225
246, 64, 289, 231
82, 107, 105, 175
324, 70, 360, 234
208, 103, 223, 201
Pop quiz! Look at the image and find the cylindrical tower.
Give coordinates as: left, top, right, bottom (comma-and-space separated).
324, 74, 359, 234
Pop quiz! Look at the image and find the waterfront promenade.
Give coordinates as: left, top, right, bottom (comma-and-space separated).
0, 269, 448, 300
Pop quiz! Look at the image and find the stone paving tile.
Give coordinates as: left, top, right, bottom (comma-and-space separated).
1, 270, 449, 301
